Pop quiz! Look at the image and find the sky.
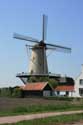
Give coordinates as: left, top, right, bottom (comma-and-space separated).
0, 0, 83, 87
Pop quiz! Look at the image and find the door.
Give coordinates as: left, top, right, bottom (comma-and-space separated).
43, 90, 51, 96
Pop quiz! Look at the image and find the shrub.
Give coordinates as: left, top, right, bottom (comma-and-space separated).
12, 88, 22, 97
44, 96, 74, 101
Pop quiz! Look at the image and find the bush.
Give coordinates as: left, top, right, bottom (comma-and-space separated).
12, 88, 22, 98
13, 106, 28, 113
44, 96, 74, 101
0, 87, 22, 98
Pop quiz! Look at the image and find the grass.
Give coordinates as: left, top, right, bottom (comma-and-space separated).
0, 103, 83, 116
2, 113, 83, 125
0, 97, 83, 116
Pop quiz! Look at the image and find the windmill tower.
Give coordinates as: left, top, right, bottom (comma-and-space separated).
28, 42, 48, 75
13, 15, 71, 81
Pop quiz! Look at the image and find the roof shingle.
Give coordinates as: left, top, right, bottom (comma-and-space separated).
55, 85, 74, 91
21, 82, 48, 91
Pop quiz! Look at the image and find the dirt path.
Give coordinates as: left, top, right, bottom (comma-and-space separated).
0, 110, 83, 124
73, 123, 83, 125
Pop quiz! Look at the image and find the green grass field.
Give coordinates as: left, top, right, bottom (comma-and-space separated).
3, 113, 83, 125
0, 104, 83, 116
0, 97, 83, 116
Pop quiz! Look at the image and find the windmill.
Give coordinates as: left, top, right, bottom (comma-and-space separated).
13, 15, 71, 82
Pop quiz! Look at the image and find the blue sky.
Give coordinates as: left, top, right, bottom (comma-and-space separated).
0, 0, 83, 87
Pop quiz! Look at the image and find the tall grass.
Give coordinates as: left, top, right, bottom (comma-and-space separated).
0, 103, 83, 116
13, 104, 83, 113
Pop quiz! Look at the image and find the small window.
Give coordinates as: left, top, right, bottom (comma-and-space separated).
79, 88, 83, 96
66, 91, 69, 96
80, 79, 83, 85
57, 91, 60, 95
30, 70, 33, 74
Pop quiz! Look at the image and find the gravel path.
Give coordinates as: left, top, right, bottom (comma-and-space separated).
0, 110, 83, 124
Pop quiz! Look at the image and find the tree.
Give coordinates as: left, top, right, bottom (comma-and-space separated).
12, 88, 22, 97
48, 78, 58, 88
28, 76, 58, 88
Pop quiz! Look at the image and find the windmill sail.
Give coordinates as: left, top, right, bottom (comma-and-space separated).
46, 43, 71, 53
13, 33, 39, 43
42, 15, 48, 41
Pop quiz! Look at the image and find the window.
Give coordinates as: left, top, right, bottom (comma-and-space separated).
79, 88, 83, 96
80, 79, 83, 85
57, 91, 60, 95
66, 91, 69, 96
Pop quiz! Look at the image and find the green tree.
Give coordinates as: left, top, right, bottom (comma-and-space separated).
28, 76, 58, 88
48, 78, 58, 88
